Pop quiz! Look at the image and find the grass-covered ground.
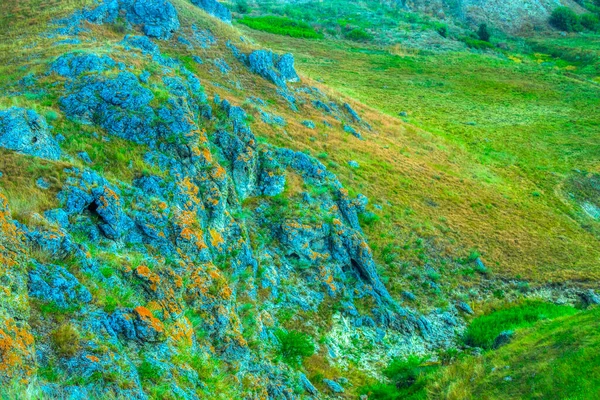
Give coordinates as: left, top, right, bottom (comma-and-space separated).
238, 24, 600, 285
361, 302, 600, 399
237, 15, 323, 39
430, 305, 600, 399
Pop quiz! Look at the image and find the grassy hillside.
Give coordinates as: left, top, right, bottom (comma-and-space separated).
236, 25, 600, 284
429, 306, 600, 399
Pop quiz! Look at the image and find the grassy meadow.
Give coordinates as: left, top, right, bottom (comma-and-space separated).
237, 24, 600, 286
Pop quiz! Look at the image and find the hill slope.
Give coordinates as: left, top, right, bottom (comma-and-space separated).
0, 0, 599, 399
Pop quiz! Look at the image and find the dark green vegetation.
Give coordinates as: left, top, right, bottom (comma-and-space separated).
549, 6, 600, 32
237, 15, 323, 39
275, 329, 316, 368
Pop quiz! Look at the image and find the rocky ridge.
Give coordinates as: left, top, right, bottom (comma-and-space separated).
0, 0, 467, 398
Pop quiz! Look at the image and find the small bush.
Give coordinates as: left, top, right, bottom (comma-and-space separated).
436, 24, 448, 38
138, 359, 163, 383
50, 324, 80, 357
549, 7, 581, 32
477, 23, 490, 42
275, 329, 315, 367
345, 28, 373, 42
360, 355, 437, 399
463, 37, 494, 50
464, 301, 577, 349
580, 13, 599, 31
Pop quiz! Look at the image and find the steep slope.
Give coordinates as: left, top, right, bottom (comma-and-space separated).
0, 0, 466, 398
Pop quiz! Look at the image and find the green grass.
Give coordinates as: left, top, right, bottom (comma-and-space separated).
237, 16, 323, 39
429, 306, 600, 399
463, 301, 578, 349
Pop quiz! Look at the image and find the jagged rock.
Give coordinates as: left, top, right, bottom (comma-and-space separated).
51, 52, 116, 77
493, 330, 513, 349
28, 262, 92, 308
302, 120, 316, 129
580, 289, 600, 306
60, 72, 157, 145
344, 124, 362, 139
299, 373, 318, 395
191, 0, 232, 23
402, 290, 416, 301
323, 378, 344, 393
343, 103, 361, 122
457, 301, 474, 314
77, 151, 92, 164
247, 50, 299, 87
36, 178, 50, 189
108, 307, 166, 342
59, 169, 135, 240
0, 108, 61, 160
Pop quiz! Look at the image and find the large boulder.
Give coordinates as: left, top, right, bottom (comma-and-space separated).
28, 262, 92, 309
123, 0, 180, 40
247, 50, 300, 88
0, 108, 61, 160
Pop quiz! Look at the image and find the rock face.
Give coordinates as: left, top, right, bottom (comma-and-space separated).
0, 108, 61, 161
191, 0, 232, 23
0, 0, 464, 397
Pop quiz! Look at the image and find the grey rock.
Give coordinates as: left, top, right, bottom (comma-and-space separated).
0, 108, 62, 160
457, 301, 473, 314
323, 378, 344, 393
493, 330, 513, 349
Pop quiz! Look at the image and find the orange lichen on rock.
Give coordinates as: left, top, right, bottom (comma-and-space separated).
209, 229, 225, 249
0, 318, 35, 379
135, 265, 161, 291
86, 355, 100, 363
134, 306, 164, 333
169, 318, 194, 346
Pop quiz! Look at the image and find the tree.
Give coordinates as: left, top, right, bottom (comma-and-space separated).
549, 7, 581, 32
477, 23, 490, 42
235, 0, 250, 14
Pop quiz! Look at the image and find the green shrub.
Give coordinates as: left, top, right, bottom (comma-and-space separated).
138, 360, 163, 383
345, 28, 373, 42
580, 13, 599, 31
275, 329, 315, 367
477, 23, 490, 42
463, 37, 494, 50
463, 301, 578, 349
549, 7, 581, 32
234, 0, 250, 14
360, 356, 437, 399
237, 16, 323, 39
435, 24, 448, 38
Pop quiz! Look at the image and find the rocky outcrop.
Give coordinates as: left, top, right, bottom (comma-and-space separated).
247, 50, 300, 88
0, 108, 61, 161
0, 0, 463, 396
